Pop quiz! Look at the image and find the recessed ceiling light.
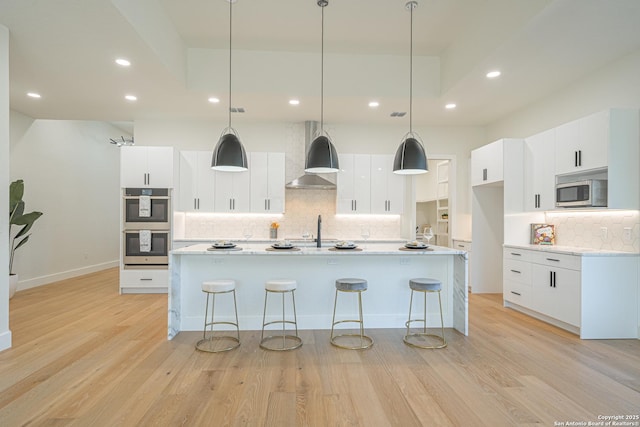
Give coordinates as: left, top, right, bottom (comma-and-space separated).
208, 97, 220, 103
115, 58, 131, 67
368, 101, 379, 108
125, 95, 137, 101
289, 99, 300, 105
486, 70, 501, 79
445, 103, 456, 109
27, 92, 41, 99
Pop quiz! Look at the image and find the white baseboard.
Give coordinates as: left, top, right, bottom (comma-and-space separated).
16, 260, 119, 292
0, 330, 12, 352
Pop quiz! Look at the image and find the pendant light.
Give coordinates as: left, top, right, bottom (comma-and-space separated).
393, 1, 428, 175
212, 0, 248, 172
305, 0, 339, 174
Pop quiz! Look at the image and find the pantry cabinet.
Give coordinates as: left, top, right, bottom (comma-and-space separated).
471, 139, 504, 186
250, 152, 285, 213
120, 146, 174, 188
555, 110, 609, 175
178, 151, 215, 211
370, 154, 404, 214
336, 154, 371, 214
524, 129, 556, 211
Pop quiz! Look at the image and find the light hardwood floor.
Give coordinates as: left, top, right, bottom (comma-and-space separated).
1, 267, 639, 426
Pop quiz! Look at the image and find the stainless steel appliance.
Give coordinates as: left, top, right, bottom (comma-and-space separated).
123, 188, 171, 230
122, 230, 170, 265
555, 179, 607, 208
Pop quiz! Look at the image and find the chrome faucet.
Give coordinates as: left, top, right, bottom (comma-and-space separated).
317, 214, 322, 248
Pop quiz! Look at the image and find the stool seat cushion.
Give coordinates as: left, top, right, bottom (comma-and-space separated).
265, 279, 297, 292
409, 278, 442, 291
202, 279, 236, 293
335, 278, 368, 292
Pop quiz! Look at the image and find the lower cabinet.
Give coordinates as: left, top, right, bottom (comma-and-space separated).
120, 269, 169, 294
503, 246, 638, 339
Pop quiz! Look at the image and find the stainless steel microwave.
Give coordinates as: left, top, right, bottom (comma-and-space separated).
555, 179, 607, 208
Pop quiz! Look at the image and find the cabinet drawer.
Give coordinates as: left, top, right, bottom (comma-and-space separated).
120, 269, 169, 288
503, 248, 531, 262
503, 259, 531, 285
504, 281, 532, 307
453, 240, 471, 251
530, 252, 581, 270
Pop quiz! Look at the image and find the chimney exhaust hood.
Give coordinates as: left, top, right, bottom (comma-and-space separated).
285, 121, 337, 190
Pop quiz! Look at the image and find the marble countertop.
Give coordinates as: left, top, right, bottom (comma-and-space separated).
172, 242, 465, 256
503, 244, 639, 257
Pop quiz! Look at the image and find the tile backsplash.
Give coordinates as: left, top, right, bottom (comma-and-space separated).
177, 190, 402, 241
545, 210, 639, 252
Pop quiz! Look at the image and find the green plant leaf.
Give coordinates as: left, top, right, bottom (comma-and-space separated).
10, 201, 25, 224
12, 211, 43, 226
9, 180, 24, 212
13, 235, 30, 251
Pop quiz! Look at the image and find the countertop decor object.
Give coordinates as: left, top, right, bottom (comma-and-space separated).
304, 0, 339, 174
393, 1, 428, 175
530, 223, 555, 245
211, 0, 248, 172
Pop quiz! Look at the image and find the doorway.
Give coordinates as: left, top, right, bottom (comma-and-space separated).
415, 158, 453, 247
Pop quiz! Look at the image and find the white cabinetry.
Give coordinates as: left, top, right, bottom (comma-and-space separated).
524, 129, 556, 211
121, 146, 174, 188
555, 110, 609, 175
336, 154, 371, 214
250, 152, 285, 213
471, 139, 504, 186
503, 246, 639, 339
370, 154, 404, 214
214, 170, 250, 212
178, 151, 215, 211
120, 269, 168, 294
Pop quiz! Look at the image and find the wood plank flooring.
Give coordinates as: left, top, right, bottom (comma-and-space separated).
1, 267, 639, 426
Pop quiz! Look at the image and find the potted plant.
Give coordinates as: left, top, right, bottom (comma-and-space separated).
9, 179, 42, 299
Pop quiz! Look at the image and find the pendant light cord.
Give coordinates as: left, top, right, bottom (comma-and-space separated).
228, 0, 233, 129
409, 2, 414, 134
320, 2, 325, 134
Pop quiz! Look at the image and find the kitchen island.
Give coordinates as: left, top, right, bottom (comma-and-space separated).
168, 243, 468, 339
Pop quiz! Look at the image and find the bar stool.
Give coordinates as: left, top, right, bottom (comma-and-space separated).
403, 278, 447, 349
195, 279, 240, 353
330, 278, 373, 350
260, 279, 302, 351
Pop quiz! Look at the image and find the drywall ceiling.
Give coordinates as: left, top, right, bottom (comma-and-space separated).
1, 0, 639, 126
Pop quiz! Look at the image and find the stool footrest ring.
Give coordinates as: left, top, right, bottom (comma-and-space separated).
403, 333, 447, 349
259, 335, 303, 351
196, 336, 241, 353
330, 333, 373, 350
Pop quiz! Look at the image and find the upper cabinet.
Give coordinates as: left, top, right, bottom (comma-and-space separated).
120, 146, 174, 188
336, 154, 371, 214
370, 154, 404, 214
471, 139, 504, 186
178, 151, 215, 212
214, 170, 250, 213
555, 110, 609, 175
250, 152, 285, 213
524, 129, 556, 211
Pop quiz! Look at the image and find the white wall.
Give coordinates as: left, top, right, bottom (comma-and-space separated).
1, 25, 11, 352
9, 112, 123, 291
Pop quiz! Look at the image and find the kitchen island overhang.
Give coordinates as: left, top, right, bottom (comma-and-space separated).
168, 243, 468, 339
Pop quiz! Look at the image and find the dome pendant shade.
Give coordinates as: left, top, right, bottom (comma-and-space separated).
305, 135, 339, 173
211, 132, 248, 172
393, 136, 428, 175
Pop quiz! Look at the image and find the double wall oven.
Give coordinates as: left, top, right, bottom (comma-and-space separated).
122, 188, 171, 267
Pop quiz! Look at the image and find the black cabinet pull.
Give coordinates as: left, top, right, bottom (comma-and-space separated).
510, 269, 521, 274
140, 278, 153, 281
574, 151, 578, 167
483, 168, 488, 181
578, 150, 582, 167
549, 271, 553, 287
553, 271, 557, 288
511, 291, 521, 296
511, 252, 521, 256
546, 258, 560, 262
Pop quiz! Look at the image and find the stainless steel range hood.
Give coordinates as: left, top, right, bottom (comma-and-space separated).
285, 121, 337, 190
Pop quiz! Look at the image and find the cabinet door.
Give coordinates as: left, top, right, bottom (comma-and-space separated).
120, 146, 149, 187
555, 113, 608, 175
178, 151, 198, 211
370, 154, 403, 214
250, 152, 285, 213
531, 264, 580, 327
471, 140, 503, 186
146, 147, 174, 188
214, 171, 250, 212
195, 152, 215, 211
336, 154, 370, 213
524, 129, 556, 211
